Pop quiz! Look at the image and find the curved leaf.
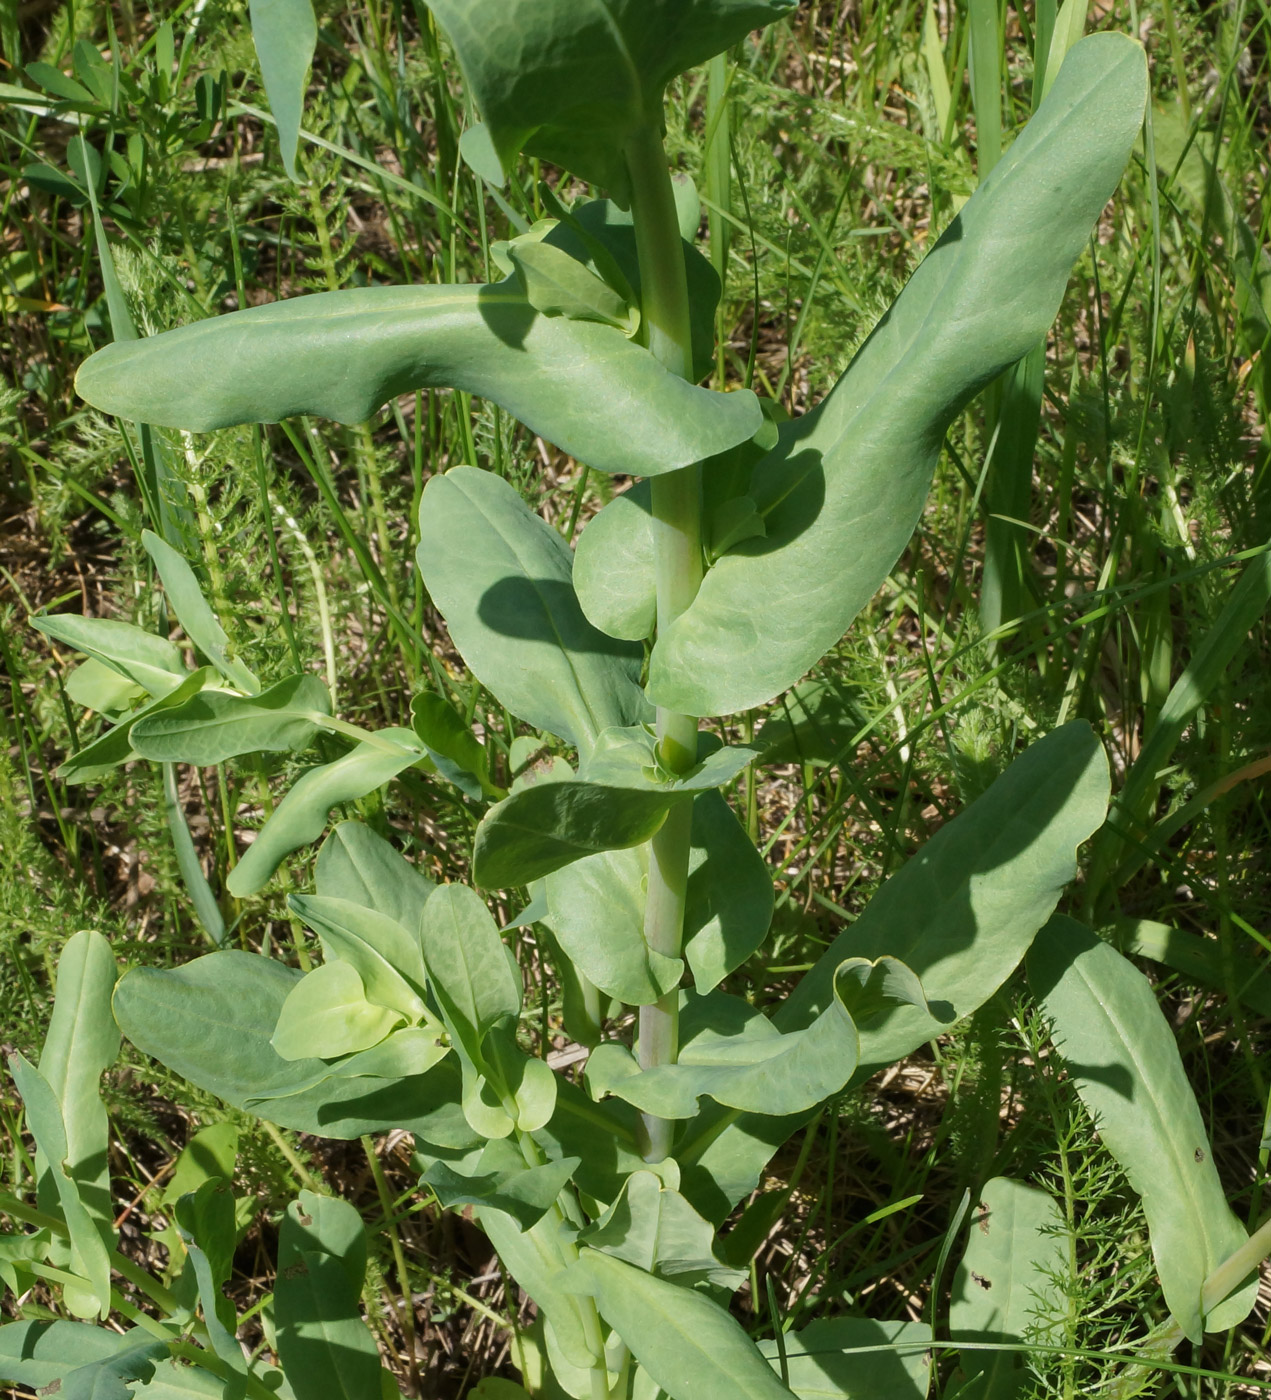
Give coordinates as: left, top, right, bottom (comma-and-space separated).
227, 730, 424, 897
289, 893, 429, 1017
417, 467, 648, 757
31, 613, 187, 698
131, 673, 330, 765
576, 1250, 797, 1400
426, 0, 795, 195
1027, 918, 1257, 1341
314, 819, 435, 927
76, 281, 761, 477
647, 34, 1148, 715
270, 960, 404, 1061
757, 1317, 932, 1399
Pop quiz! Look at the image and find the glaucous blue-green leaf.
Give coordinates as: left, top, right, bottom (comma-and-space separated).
508, 238, 637, 333
227, 729, 424, 896
8, 1054, 113, 1319
678, 722, 1110, 1220
542, 791, 768, 1001
131, 673, 330, 765
421, 1139, 580, 1231
425, 0, 795, 197
576, 1250, 797, 1400
420, 884, 522, 1065
756, 1317, 933, 1399
587, 973, 860, 1120
141, 529, 260, 693
270, 960, 405, 1061
173, 1179, 246, 1391
76, 280, 761, 477
417, 467, 647, 757
410, 690, 496, 800
950, 1178, 1065, 1400
648, 34, 1148, 715
112, 952, 476, 1148
248, 0, 316, 182
31, 612, 188, 697
314, 819, 435, 928
35, 931, 118, 1238
0, 1323, 166, 1393
58, 668, 214, 785
474, 728, 759, 888
64, 657, 145, 717
290, 894, 429, 1017
1028, 917, 1257, 1341
573, 481, 657, 641
579, 1170, 743, 1289
276, 1192, 380, 1400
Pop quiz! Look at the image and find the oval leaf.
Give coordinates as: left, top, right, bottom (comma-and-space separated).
271, 960, 404, 1061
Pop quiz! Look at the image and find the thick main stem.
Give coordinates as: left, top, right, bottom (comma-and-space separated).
625, 124, 703, 1163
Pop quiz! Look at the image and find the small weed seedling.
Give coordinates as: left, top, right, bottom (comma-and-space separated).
6, 4, 1269, 1398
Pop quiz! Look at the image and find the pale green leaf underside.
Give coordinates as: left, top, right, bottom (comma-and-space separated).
270, 960, 404, 1061
76, 281, 760, 478
1028, 918, 1256, 1341
426, 0, 795, 194
648, 34, 1148, 715
417, 467, 648, 757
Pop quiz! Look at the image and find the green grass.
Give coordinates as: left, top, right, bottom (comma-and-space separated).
2, 0, 1270, 1395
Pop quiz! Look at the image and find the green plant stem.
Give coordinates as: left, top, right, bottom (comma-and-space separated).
625, 122, 703, 1165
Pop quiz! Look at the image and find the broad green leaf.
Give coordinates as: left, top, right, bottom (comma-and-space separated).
141, 530, 260, 693
58, 668, 214, 785
755, 679, 870, 767
289, 894, 429, 1017
588, 974, 859, 1120
271, 960, 405, 1060
756, 1317, 933, 1399
65, 657, 144, 716
0, 1322, 162, 1390
950, 1178, 1065, 1400
471, 1381, 532, 1400
1028, 917, 1257, 1341
573, 481, 657, 641
76, 280, 761, 478
580, 1170, 743, 1289
544, 845, 683, 1006
531, 1076, 650, 1210
315, 819, 435, 927
425, 0, 795, 196
576, 1249, 797, 1400
647, 35, 1148, 715
53, 1339, 169, 1400
419, 884, 522, 1065
248, 0, 316, 182
36, 931, 118, 1237
508, 240, 637, 333
410, 691, 495, 800
276, 1192, 380, 1400
113, 952, 476, 1148
132, 673, 330, 765
421, 1139, 581, 1230
8, 1055, 113, 1319
321, 1026, 449, 1081
684, 791, 773, 992
32, 612, 188, 697
678, 722, 1110, 1220
474, 728, 758, 888
417, 467, 647, 756
227, 730, 424, 896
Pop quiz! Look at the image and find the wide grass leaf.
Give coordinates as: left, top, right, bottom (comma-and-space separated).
417, 468, 647, 757
757, 1317, 933, 1398
678, 722, 1109, 1219
76, 281, 760, 477
426, 0, 794, 195
227, 729, 424, 896
131, 673, 330, 765
1028, 917, 1257, 1341
950, 1178, 1065, 1400
577, 1250, 797, 1399
647, 34, 1148, 715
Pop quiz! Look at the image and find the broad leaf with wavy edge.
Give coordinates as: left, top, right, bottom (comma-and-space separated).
648, 34, 1148, 716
